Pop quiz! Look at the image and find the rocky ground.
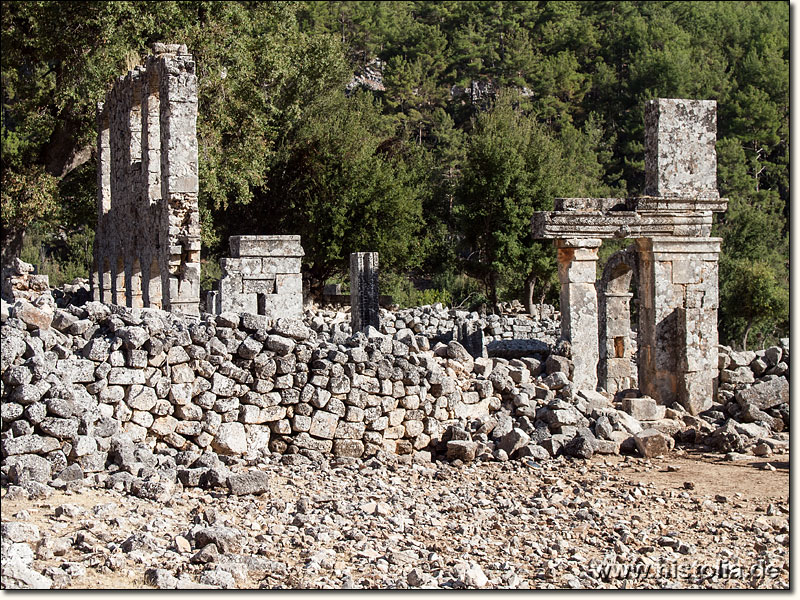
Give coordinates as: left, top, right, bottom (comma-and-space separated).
2, 448, 789, 590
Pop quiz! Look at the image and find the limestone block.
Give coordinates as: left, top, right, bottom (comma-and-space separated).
275, 273, 302, 295
229, 236, 304, 258
678, 371, 713, 415
735, 377, 788, 411
261, 257, 302, 274
634, 428, 672, 458
623, 397, 666, 421
309, 410, 339, 439
242, 277, 275, 294
671, 260, 703, 285
644, 98, 718, 199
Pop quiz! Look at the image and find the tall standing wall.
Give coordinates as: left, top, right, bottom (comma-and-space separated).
92, 43, 200, 316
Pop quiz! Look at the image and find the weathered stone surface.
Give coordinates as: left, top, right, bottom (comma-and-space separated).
634, 429, 672, 458
227, 470, 269, 495
735, 377, 788, 411
350, 252, 379, 332
93, 47, 200, 316
497, 428, 530, 457
446, 440, 478, 462
212, 237, 304, 319
533, 99, 725, 412
623, 397, 666, 421
211, 423, 248, 455
309, 411, 339, 440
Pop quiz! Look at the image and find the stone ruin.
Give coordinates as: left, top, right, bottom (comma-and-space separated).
533, 98, 727, 415
87, 46, 727, 415
207, 235, 304, 318
91, 44, 201, 316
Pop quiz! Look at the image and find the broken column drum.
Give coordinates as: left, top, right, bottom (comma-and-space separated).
532, 99, 727, 414
209, 235, 305, 319
91, 44, 201, 316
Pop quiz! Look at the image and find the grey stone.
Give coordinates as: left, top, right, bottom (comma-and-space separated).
735, 377, 788, 411
497, 428, 530, 457
211, 422, 248, 455
446, 440, 478, 462
228, 470, 270, 495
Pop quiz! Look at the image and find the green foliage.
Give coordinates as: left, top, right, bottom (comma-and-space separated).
455, 92, 566, 306
1, 1, 788, 344
719, 257, 788, 350
200, 258, 222, 293
380, 272, 451, 309
20, 223, 94, 288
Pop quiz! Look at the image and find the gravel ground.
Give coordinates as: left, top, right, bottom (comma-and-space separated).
1, 448, 789, 590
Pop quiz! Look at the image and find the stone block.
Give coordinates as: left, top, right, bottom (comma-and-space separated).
634, 429, 672, 458
644, 98, 719, 199
309, 410, 339, 439
623, 397, 665, 421
735, 377, 788, 411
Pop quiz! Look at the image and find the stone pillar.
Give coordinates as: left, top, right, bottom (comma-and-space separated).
456, 319, 487, 359
159, 49, 200, 316
94, 104, 111, 303
350, 252, 380, 333
599, 290, 636, 394
555, 238, 601, 390
637, 237, 720, 414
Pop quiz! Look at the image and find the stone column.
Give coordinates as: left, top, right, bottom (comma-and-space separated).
350, 252, 380, 333
555, 238, 601, 390
637, 237, 720, 414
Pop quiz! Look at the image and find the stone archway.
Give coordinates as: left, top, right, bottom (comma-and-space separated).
532, 98, 727, 415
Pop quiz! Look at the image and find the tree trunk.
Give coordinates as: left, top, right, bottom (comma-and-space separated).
524, 272, 537, 316
1, 228, 25, 270
538, 281, 550, 305
742, 318, 754, 351
489, 272, 498, 313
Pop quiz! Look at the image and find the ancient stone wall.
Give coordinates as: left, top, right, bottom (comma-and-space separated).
92, 44, 200, 317
208, 236, 304, 319
0, 293, 789, 492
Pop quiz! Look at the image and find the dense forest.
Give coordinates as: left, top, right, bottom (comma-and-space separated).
1, 1, 789, 349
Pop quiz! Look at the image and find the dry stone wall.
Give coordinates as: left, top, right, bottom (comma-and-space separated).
1, 281, 789, 497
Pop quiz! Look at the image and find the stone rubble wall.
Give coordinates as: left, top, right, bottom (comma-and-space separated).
0, 287, 789, 493
310, 303, 561, 356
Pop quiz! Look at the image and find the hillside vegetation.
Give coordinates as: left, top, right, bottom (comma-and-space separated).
1, 1, 788, 348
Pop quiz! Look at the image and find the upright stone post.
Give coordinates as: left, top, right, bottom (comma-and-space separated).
637, 99, 724, 414
159, 49, 200, 316
350, 252, 380, 333
637, 237, 720, 414
556, 238, 602, 390
456, 319, 487, 359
